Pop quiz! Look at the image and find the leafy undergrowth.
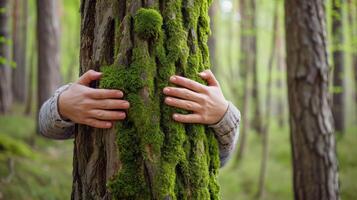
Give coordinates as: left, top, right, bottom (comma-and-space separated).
0, 114, 73, 200
0, 112, 356, 200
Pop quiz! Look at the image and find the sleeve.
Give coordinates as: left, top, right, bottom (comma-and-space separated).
208, 101, 241, 167
38, 83, 75, 140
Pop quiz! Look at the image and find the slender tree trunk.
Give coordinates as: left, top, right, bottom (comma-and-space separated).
0, 0, 12, 114
276, 25, 286, 128
236, 0, 255, 162
256, 4, 278, 198
332, 0, 345, 133
285, 0, 340, 199
12, 0, 28, 103
348, 0, 357, 109
208, 0, 218, 73
25, 41, 35, 116
72, 1, 220, 199
36, 0, 61, 109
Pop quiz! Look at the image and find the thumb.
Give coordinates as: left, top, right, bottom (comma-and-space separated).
77, 70, 102, 86
199, 70, 219, 87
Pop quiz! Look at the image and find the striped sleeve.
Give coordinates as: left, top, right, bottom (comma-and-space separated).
209, 102, 241, 167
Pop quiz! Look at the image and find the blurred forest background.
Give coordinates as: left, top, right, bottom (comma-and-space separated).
0, 0, 356, 199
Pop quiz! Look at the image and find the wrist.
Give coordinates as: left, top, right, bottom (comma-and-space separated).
57, 88, 71, 121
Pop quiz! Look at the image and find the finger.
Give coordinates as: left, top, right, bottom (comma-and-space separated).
83, 118, 113, 129
93, 99, 130, 110
165, 97, 201, 112
87, 88, 123, 99
169, 75, 207, 93
77, 70, 102, 86
89, 110, 126, 121
163, 87, 203, 103
172, 113, 203, 124
199, 70, 219, 87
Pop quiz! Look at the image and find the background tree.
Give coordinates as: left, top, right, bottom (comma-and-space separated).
236, 0, 257, 162
72, 1, 220, 199
12, 0, 28, 104
36, 0, 61, 109
332, 0, 345, 133
285, 0, 340, 199
0, 0, 12, 114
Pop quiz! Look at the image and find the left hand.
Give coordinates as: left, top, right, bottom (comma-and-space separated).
163, 70, 229, 125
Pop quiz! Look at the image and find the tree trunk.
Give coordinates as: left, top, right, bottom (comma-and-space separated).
348, 0, 357, 110
285, 0, 340, 200
236, 0, 255, 162
256, 3, 278, 198
208, 0, 217, 73
332, 0, 345, 133
36, 0, 61, 109
72, 1, 220, 199
12, 0, 28, 103
0, 0, 12, 114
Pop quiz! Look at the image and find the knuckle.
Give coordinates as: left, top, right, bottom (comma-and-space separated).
96, 110, 104, 118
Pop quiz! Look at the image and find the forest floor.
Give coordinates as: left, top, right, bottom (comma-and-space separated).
0, 110, 356, 200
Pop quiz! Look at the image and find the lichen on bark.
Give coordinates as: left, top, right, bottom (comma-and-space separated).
75, 0, 219, 199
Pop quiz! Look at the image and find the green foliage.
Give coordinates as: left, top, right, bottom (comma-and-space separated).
0, 134, 33, 158
134, 8, 163, 40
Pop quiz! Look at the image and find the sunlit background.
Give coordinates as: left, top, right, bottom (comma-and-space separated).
0, 0, 356, 199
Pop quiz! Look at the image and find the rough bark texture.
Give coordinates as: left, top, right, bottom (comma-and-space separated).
236, 0, 255, 162
285, 0, 340, 199
332, 0, 345, 133
0, 0, 12, 114
12, 0, 28, 103
36, 0, 61, 108
72, 1, 220, 199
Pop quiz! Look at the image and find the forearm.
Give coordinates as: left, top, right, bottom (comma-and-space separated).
209, 102, 241, 167
38, 84, 75, 140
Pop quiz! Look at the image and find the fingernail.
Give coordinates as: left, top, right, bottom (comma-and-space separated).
163, 87, 170, 93
165, 97, 171, 102
118, 91, 123, 97
173, 114, 178, 119
199, 72, 206, 76
170, 76, 177, 82
106, 122, 112, 127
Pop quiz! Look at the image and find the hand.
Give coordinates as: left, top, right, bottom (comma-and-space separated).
163, 70, 229, 125
58, 70, 130, 129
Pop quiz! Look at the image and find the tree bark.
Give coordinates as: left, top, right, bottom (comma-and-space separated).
36, 0, 61, 109
12, 0, 28, 103
332, 0, 345, 133
285, 0, 340, 199
72, 1, 220, 199
0, 0, 12, 114
236, 0, 256, 162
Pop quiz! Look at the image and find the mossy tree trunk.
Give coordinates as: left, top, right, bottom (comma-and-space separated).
72, 0, 220, 199
285, 0, 340, 199
0, 0, 12, 114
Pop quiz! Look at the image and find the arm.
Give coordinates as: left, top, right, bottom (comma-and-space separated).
39, 84, 75, 139
208, 102, 240, 167
163, 70, 240, 167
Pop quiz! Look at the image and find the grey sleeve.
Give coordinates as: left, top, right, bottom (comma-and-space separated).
38, 84, 75, 140
209, 102, 241, 167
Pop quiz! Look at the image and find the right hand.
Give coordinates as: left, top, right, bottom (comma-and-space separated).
58, 70, 130, 129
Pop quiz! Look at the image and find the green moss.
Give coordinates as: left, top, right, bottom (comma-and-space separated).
134, 8, 163, 40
